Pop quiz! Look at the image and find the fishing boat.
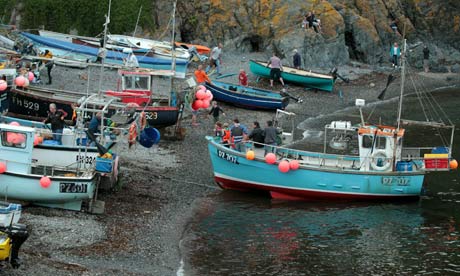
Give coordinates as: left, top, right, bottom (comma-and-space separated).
107, 34, 191, 60
0, 123, 98, 211
0, 69, 179, 129
21, 32, 189, 78
249, 60, 335, 92
207, 41, 457, 200
204, 80, 290, 110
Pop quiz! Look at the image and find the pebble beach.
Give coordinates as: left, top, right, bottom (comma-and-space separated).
5, 49, 460, 275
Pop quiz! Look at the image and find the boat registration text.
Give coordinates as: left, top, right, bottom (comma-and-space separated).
217, 149, 239, 164
60, 182, 88, 193
381, 176, 410, 186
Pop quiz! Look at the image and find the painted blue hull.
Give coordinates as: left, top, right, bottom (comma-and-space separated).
207, 137, 425, 200
249, 60, 335, 92
205, 81, 289, 110
21, 32, 189, 78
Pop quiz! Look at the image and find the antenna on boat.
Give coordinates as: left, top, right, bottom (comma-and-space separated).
355, 99, 366, 126
98, 0, 111, 97
396, 38, 407, 131
132, 6, 142, 37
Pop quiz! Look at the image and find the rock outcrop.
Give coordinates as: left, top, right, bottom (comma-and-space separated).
166, 0, 460, 70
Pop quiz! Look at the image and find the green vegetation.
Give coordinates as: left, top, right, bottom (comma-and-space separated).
20, 0, 156, 36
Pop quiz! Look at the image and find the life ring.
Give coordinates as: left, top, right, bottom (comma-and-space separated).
370, 150, 391, 171
128, 122, 137, 146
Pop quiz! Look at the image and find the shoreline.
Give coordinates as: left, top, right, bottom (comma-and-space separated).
8, 53, 460, 275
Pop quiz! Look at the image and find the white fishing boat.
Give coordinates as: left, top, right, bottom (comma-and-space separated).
0, 123, 98, 211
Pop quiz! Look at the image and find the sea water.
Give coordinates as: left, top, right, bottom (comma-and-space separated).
180, 88, 460, 275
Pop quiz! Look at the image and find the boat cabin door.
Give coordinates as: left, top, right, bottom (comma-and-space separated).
120, 72, 152, 93
0, 124, 34, 174
358, 127, 402, 172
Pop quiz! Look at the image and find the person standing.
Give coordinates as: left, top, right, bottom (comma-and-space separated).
293, 49, 301, 69
238, 69, 248, 86
423, 45, 430, 73
40, 49, 53, 84
208, 101, 225, 123
230, 118, 247, 152
266, 52, 285, 87
194, 64, 211, 84
248, 121, 265, 148
124, 49, 139, 68
390, 42, 401, 68
206, 43, 223, 76
263, 120, 278, 154
43, 103, 67, 145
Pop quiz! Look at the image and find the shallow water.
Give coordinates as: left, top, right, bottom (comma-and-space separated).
181, 88, 460, 275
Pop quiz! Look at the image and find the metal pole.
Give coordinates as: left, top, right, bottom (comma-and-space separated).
169, 1, 177, 105
133, 6, 143, 37
396, 39, 406, 131
98, 0, 111, 97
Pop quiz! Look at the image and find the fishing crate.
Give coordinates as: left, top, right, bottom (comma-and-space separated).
95, 154, 115, 173
424, 153, 449, 169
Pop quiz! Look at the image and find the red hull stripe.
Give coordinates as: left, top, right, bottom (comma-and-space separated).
214, 176, 419, 200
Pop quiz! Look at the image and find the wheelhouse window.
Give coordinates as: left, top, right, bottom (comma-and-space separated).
362, 135, 373, 148
1, 131, 27, 149
124, 75, 149, 90
375, 136, 387, 149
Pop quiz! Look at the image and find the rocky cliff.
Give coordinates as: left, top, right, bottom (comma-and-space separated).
170, 0, 460, 70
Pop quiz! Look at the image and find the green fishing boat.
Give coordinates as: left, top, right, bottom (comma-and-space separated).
249, 60, 335, 92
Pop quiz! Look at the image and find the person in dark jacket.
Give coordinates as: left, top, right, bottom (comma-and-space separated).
423, 45, 430, 73
263, 120, 278, 154
248, 121, 265, 148
208, 101, 225, 123
43, 103, 67, 144
293, 49, 301, 69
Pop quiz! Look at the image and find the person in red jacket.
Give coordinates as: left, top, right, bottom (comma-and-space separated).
238, 69, 248, 86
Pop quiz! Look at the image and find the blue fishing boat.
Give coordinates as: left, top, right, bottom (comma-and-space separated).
21, 32, 189, 78
204, 80, 290, 110
208, 43, 457, 200
249, 60, 335, 92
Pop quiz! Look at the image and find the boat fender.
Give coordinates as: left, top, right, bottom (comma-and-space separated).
139, 111, 147, 130
370, 150, 391, 171
128, 122, 138, 146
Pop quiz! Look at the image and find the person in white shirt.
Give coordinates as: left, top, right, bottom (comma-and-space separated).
124, 49, 139, 68
206, 43, 223, 75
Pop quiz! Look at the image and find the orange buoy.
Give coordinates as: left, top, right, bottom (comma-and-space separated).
450, 159, 458, 170
246, 150, 255, 160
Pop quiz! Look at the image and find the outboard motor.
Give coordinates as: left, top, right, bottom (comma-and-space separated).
188, 46, 208, 62
280, 88, 303, 103
330, 67, 350, 83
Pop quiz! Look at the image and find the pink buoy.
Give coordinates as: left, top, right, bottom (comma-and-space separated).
34, 135, 40, 146
0, 80, 7, 91
195, 99, 204, 109
0, 162, 6, 174
15, 133, 25, 144
202, 99, 210, 109
6, 132, 18, 143
9, 121, 20, 126
278, 160, 290, 173
40, 176, 51, 188
197, 85, 205, 91
191, 101, 199, 111
265, 153, 276, 164
28, 71, 34, 81
290, 160, 300, 170
195, 90, 206, 100
15, 76, 26, 87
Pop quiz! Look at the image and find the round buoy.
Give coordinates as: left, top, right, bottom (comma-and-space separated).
265, 153, 276, 164
450, 159, 458, 170
0, 162, 6, 174
40, 176, 51, 188
246, 150, 255, 160
9, 121, 20, 126
15, 76, 26, 86
0, 80, 7, 91
290, 160, 300, 170
195, 90, 206, 100
28, 71, 34, 81
278, 160, 290, 173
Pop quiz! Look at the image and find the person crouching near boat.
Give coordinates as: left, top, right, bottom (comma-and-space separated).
43, 103, 67, 145
266, 52, 285, 88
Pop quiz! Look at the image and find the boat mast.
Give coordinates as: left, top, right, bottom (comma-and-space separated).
98, 0, 111, 97
396, 39, 407, 131
168, 0, 177, 105
132, 6, 142, 37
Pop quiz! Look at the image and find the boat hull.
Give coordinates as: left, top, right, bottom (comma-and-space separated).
22, 32, 188, 78
0, 172, 96, 211
207, 138, 425, 200
249, 60, 335, 92
6, 88, 179, 129
205, 81, 289, 110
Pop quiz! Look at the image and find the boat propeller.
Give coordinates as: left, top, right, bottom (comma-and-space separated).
330, 67, 350, 83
